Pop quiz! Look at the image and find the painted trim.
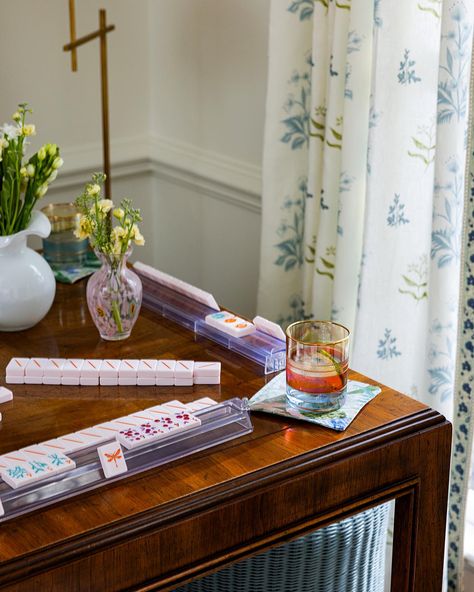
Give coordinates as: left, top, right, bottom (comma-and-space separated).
51, 134, 262, 214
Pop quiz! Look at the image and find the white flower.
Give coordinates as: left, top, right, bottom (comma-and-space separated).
113, 208, 124, 220
97, 199, 113, 214
26, 164, 35, 177
48, 170, 58, 182
87, 183, 101, 197
22, 124, 36, 137
52, 157, 63, 169
35, 184, 48, 198
74, 216, 93, 240
130, 223, 145, 246
0, 123, 20, 139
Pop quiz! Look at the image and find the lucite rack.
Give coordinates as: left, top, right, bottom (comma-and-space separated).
0, 398, 252, 522
137, 272, 286, 374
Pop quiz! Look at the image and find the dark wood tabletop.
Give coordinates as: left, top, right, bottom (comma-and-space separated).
0, 281, 451, 592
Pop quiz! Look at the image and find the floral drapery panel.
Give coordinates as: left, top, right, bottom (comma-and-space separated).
257, 0, 474, 589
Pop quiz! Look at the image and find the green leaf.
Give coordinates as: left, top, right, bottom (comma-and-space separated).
401, 274, 418, 287
320, 256, 335, 269
330, 127, 343, 141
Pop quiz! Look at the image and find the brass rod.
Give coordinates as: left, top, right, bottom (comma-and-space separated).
68, 0, 78, 71
99, 9, 112, 199
63, 24, 115, 52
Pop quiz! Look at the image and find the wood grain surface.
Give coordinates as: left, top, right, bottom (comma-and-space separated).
0, 281, 451, 592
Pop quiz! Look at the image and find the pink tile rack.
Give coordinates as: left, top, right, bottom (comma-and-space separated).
135, 264, 286, 374
0, 398, 252, 522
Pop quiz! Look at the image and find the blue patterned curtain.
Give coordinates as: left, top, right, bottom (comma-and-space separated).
257, 1, 474, 589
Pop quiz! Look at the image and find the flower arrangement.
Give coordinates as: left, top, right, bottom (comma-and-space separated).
74, 172, 144, 341
0, 103, 63, 236
74, 172, 144, 254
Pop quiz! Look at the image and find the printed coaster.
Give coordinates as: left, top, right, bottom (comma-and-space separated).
249, 372, 381, 431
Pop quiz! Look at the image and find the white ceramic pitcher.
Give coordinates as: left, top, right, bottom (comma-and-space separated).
0, 211, 56, 331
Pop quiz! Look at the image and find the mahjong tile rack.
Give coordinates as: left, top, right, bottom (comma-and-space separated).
0, 397, 252, 522
134, 262, 286, 374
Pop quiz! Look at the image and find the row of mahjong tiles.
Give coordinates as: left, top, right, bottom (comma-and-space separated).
6, 358, 221, 386
0, 397, 217, 492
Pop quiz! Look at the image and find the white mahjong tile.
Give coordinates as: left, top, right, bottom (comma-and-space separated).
143, 406, 174, 419
186, 397, 219, 412
75, 428, 111, 445
159, 400, 187, 413
155, 360, 176, 380
2, 452, 55, 481
129, 410, 158, 422
93, 422, 125, 437
80, 359, 101, 385
0, 387, 13, 404
174, 361, 194, 380
0, 461, 37, 489
114, 415, 147, 427
193, 376, 220, 385
41, 439, 70, 454
205, 311, 256, 338
0, 498, 4, 517
97, 441, 128, 478
99, 359, 120, 385
153, 411, 201, 435
56, 433, 95, 454
118, 360, 139, 385
21, 446, 76, 475
116, 421, 171, 450
193, 362, 221, 378
61, 359, 84, 385
24, 358, 49, 384
43, 358, 66, 384
5, 358, 29, 382
137, 359, 158, 385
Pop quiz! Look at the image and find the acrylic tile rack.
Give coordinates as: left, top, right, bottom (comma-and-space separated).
135, 263, 286, 374
0, 398, 252, 522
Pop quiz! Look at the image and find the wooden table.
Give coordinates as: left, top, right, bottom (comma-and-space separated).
0, 282, 451, 592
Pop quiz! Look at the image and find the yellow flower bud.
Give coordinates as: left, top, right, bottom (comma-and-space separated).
113, 208, 125, 220
12, 112, 21, 122
52, 157, 63, 169
35, 184, 48, 198
22, 124, 36, 137
26, 164, 35, 177
48, 143, 57, 156
38, 146, 46, 161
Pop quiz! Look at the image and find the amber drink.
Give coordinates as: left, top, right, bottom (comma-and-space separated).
286, 321, 350, 413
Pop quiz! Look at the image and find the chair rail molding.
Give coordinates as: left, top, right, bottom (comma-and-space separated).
52, 134, 262, 214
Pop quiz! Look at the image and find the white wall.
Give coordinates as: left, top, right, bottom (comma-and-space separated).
1, 0, 269, 317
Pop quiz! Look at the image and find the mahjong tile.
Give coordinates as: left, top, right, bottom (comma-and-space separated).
0, 387, 13, 404
193, 362, 221, 378
5, 357, 29, 383
100, 359, 120, 385
174, 361, 194, 380
97, 441, 128, 478
24, 358, 49, 384
118, 359, 139, 386
43, 358, 66, 385
80, 359, 102, 385
61, 359, 84, 385
137, 359, 158, 386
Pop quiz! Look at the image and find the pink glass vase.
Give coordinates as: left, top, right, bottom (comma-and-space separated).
86, 249, 142, 341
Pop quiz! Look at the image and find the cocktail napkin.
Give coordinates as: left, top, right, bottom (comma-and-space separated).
248, 371, 381, 431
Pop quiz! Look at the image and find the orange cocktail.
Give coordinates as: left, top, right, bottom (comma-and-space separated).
286, 321, 350, 413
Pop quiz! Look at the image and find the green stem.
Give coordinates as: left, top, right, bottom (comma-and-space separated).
111, 300, 123, 333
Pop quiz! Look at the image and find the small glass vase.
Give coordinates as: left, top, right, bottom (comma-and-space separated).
86, 249, 142, 341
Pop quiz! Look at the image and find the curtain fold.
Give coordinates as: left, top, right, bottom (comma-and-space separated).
257, 1, 474, 589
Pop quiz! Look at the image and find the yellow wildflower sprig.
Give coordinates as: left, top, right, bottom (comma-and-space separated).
74, 172, 144, 256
